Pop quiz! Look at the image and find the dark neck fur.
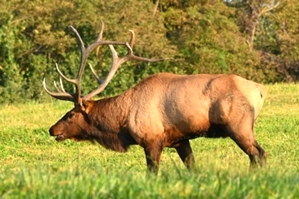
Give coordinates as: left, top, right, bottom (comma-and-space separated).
86, 93, 136, 152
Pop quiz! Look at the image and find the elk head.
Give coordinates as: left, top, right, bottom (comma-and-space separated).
43, 21, 163, 142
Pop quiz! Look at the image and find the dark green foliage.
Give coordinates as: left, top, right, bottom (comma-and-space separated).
0, 0, 298, 103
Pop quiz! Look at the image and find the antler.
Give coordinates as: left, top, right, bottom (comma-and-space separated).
43, 21, 164, 105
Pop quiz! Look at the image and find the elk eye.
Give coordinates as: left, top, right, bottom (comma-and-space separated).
68, 113, 74, 119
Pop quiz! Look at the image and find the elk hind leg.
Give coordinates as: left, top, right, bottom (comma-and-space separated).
248, 140, 267, 168
232, 134, 266, 169
227, 123, 267, 169
174, 140, 195, 171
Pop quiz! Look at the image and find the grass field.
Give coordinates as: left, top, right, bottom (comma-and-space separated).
0, 83, 299, 198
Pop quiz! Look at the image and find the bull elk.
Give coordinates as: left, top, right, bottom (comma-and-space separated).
43, 21, 267, 174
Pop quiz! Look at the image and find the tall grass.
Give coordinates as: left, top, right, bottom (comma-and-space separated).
0, 83, 299, 198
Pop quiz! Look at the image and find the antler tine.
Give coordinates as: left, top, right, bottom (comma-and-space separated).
89, 63, 104, 84
128, 30, 135, 49
42, 63, 76, 102
126, 30, 166, 62
125, 42, 166, 62
53, 77, 67, 93
54, 81, 62, 93
55, 63, 77, 84
42, 78, 74, 102
59, 77, 66, 92
84, 44, 120, 100
96, 20, 104, 42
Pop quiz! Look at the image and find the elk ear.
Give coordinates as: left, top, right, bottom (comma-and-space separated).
81, 100, 93, 114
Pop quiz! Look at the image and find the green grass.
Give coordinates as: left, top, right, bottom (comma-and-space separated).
1, 83, 299, 198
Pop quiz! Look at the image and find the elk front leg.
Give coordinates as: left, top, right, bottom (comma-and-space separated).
174, 140, 195, 171
143, 140, 163, 174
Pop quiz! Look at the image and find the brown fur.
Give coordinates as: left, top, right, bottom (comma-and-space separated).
49, 73, 267, 173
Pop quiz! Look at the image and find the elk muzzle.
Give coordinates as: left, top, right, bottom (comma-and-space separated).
49, 125, 65, 141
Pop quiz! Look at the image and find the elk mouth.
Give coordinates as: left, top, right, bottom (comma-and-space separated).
54, 134, 65, 141
49, 127, 66, 141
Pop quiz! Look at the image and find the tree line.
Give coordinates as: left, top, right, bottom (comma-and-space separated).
0, 0, 298, 103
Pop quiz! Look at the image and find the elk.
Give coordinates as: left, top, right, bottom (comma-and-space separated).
43, 21, 267, 174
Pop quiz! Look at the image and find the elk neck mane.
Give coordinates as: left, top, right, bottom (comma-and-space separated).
86, 90, 136, 152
